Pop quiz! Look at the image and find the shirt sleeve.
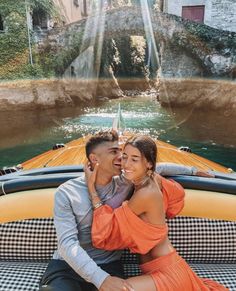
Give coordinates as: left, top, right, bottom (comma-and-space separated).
92, 202, 168, 255
156, 162, 197, 176
54, 185, 109, 289
161, 177, 185, 218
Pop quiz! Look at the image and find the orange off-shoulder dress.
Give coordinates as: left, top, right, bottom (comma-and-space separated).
92, 178, 228, 290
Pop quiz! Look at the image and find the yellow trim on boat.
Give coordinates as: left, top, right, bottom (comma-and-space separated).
0, 188, 236, 223
0, 189, 54, 223
180, 189, 236, 221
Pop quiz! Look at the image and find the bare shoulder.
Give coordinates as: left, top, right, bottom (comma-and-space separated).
136, 181, 162, 199
128, 182, 163, 215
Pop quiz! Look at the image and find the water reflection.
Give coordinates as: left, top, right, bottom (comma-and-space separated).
165, 106, 236, 148
0, 96, 235, 169
0, 106, 85, 148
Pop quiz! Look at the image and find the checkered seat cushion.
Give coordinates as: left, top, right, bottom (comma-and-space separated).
0, 261, 235, 291
0, 217, 236, 290
0, 262, 47, 291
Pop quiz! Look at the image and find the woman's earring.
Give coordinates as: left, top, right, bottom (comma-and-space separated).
147, 168, 153, 177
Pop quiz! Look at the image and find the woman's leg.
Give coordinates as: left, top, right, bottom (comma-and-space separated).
126, 274, 156, 291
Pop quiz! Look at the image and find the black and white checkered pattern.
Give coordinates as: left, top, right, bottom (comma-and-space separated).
0, 262, 47, 291
1, 217, 235, 263
190, 263, 236, 291
0, 261, 235, 291
168, 216, 236, 263
0, 217, 236, 290
0, 219, 57, 261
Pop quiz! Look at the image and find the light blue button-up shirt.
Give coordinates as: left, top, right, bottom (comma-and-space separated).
53, 174, 133, 288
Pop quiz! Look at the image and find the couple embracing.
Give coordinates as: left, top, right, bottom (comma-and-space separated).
40, 130, 227, 291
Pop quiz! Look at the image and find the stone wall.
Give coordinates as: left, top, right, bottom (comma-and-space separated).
210, 0, 236, 32
158, 43, 204, 78
165, 0, 236, 32
164, 0, 206, 17
0, 79, 95, 111
158, 78, 236, 113
1, 77, 235, 112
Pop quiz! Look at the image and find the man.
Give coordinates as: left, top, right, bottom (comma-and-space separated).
40, 130, 213, 291
40, 131, 134, 291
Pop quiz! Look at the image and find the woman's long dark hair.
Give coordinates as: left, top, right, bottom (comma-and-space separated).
124, 135, 157, 173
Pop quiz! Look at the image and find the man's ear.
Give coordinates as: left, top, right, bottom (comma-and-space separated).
89, 153, 98, 164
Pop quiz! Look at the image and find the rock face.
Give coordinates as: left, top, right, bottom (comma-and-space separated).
158, 78, 236, 113
0, 79, 96, 111
1, 77, 235, 112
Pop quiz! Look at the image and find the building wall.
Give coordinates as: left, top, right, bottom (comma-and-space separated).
209, 0, 236, 32
164, 0, 236, 32
53, 0, 88, 24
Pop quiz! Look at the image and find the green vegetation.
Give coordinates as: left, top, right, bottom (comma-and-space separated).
0, 0, 57, 80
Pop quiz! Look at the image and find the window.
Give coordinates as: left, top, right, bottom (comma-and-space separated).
73, 0, 79, 7
32, 8, 48, 30
0, 14, 4, 31
182, 5, 205, 23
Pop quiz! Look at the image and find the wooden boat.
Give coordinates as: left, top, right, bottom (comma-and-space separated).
0, 108, 236, 290
20, 133, 232, 173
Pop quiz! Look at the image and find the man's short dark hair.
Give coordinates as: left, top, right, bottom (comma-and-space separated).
85, 130, 119, 159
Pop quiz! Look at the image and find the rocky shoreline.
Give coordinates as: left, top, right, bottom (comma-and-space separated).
158, 78, 236, 113
0, 78, 235, 113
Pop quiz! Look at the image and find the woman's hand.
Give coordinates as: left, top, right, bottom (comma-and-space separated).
84, 161, 103, 209
84, 161, 99, 194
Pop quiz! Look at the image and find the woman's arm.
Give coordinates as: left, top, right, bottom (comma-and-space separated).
156, 162, 214, 177
84, 162, 103, 209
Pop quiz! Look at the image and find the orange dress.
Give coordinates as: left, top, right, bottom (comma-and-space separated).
92, 178, 228, 291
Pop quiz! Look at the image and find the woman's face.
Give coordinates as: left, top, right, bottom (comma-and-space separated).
122, 144, 150, 182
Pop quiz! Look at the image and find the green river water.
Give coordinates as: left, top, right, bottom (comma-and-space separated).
0, 96, 235, 170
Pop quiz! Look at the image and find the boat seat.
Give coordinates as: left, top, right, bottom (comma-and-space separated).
0, 217, 235, 290
0, 261, 235, 291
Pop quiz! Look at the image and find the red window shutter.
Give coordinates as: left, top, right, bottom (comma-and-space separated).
182, 6, 205, 23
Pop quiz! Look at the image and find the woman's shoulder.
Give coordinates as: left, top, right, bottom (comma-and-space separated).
133, 181, 162, 203
128, 181, 164, 216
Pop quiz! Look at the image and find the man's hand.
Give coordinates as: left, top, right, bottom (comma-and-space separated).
99, 276, 134, 291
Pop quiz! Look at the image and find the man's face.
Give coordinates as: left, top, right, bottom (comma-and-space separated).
90, 141, 122, 178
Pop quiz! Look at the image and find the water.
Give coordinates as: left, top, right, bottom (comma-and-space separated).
0, 96, 235, 170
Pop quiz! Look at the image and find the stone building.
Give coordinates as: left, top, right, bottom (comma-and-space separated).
162, 0, 236, 32
53, 0, 89, 25
32, 0, 90, 31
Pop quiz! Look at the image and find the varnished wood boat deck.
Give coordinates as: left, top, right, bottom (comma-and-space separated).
22, 134, 230, 173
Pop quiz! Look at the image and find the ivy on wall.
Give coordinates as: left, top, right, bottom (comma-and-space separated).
0, 0, 57, 80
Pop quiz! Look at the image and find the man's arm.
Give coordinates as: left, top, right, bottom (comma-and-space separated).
54, 185, 133, 291
54, 185, 109, 289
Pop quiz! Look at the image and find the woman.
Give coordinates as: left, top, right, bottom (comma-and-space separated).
86, 135, 228, 291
